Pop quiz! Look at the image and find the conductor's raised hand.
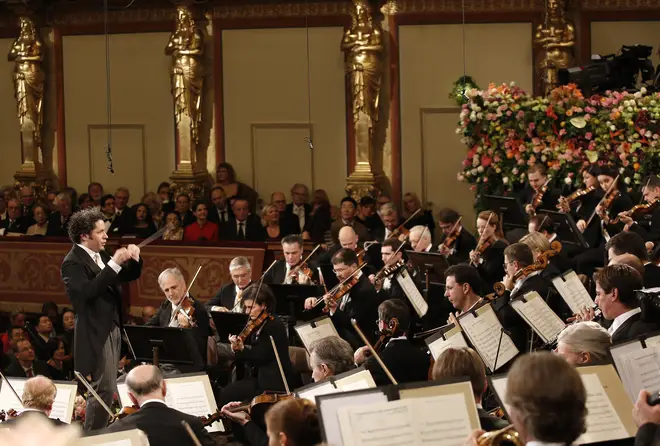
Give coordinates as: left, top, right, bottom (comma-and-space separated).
112, 247, 132, 265
126, 244, 141, 261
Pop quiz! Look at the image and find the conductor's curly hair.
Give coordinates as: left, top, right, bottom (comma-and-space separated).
67, 208, 105, 244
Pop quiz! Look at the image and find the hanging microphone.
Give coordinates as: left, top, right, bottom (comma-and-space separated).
304, 137, 314, 150
106, 146, 114, 174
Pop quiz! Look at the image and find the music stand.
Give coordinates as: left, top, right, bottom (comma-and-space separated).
317, 264, 339, 291
210, 312, 249, 342
482, 194, 528, 229
123, 326, 203, 368
405, 251, 450, 288
542, 210, 589, 249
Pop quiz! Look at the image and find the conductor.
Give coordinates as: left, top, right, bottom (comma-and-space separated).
60, 208, 143, 430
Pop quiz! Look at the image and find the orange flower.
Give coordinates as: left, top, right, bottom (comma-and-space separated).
506, 151, 514, 159
634, 162, 641, 171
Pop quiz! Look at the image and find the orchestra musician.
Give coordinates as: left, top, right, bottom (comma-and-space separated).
60, 208, 142, 430
575, 264, 660, 344
206, 256, 252, 313
436, 208, 476, 263
304, 249, 380, 349
408, 225, 433, 252
617, 174, 660, 244
101, 365, 215, 446
219, 284, 295, 406
264, 234, 318, 284
354, 299, 430, 386
145, 267, 210, 371
372, 203, 404, 241
606, 231, 660, 288
554, 322, 611, 365
520, 163, 560, 214
369, 238, 409, 299
308, 337, 355, 382
0, 376, 66, 426
468, 211, 508, 289
316, 226, 377, 275
444, 265, 484, 317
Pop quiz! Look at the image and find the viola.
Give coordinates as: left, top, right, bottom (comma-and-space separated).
611, 199, 659, 224
558, 185, 596, 211
234, 311, 274, 349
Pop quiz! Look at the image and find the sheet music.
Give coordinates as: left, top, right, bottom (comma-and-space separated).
552, 271, 596, 314
489, 376, 512, 416
297, 381, 338, 403
646, 335, 660, 347
427, 329, 469, 360
396, 269, 428, 317
577, 373, 630, 444
319, 391, 388, 446
295, 317, 340, 351
610, 340, 643, 401
334, 369, 377, 391
0, 379, 77, 423
510, 291, 566, 344
75, 429, 149, 446
337, 394, 474, 446
460, 305, 519, 371
622, 346, 660, 402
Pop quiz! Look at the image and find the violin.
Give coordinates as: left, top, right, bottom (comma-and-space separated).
529, 184, 548, 215
110, 405, 139, 424
611, 199, 659, 224
176, 296, 197, 327
373, 259, 405, 286
373, 318, 399, 352
558, 185, 596, 211
321, 275, 360, 312
286, 245, 321, 284
494, 241, 562, 291
441, 225, 461, 250
234, 311, 274, 349
388, 208, 422, 240
226, 393, 294, 416
597, 189, 621, 221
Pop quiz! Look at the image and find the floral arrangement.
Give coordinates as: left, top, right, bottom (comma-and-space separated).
449, 76, 481, 106
457, 83, 660, 206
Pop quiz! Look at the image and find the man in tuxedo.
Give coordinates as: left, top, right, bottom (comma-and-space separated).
409, 225, 433, 252
60, 208, 142, 430
432, 347, 509, 432
207, 256, 253, 313
3, 339, 50, 378
444, 264, 483, 316
101, 365, 215, 446
100, 194, 122, 236
207, 186, 232, 226
304, 248, 379, 349
330, 197, 371, 246
264, 234, 317, 284
437, 208, 477, 264
356, 196, 384, 233
520, 163, 560, 214
308, 337, 355, 382
46, 193, 73, 237
354, 299, 429, 385
174, 193, 195, 227
221, 198, 266, 242
606, 231, 660, 288
145, 267, 210, 371
1, 376, 66, 426
281, 183, 311, 235
372, 203, 404, 242
582, 264, 660, 344
0, 198, 30, 235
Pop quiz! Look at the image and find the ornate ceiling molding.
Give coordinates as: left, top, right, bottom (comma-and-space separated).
579, 0, 660, 10
211, 2, 351, 19
393, 0, 544, 13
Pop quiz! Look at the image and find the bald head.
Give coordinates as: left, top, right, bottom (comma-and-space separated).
22, 376, 57, 414
141, 306, 157, 322
126, 365, 166, 406
338, 226, 358, 250
608, 253, 645, 278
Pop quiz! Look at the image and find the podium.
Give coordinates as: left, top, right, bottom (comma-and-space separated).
123, 325, 204, 368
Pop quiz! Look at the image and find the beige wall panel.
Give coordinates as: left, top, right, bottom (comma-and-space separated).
591, 22, 660, 67
89, 126, 146, 196
223, 27, 346, 204
63, 33, 174, 198
400, 23, 533, 227
0, 38, 23, 186
252, 125, 313, 197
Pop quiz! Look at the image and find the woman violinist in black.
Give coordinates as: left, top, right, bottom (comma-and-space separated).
468, 210, 508, 290
218, 284, 296, 407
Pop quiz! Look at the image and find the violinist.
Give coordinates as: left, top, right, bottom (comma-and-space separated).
146, 268, 210, 371
102, 365, 215, 446
354, 299, 429, 386
373, 203, 406, 242
264, 235, 318, 284
308, 337, 355, 382
557, 166, 602, 220
316, 226, 377, 275
606, 232, 660, 289
220, 284, 295, 407
303, 248, 379, 349
409, 225, 433, 252
369, 238, 408, 298
437, 208, 476, 263
206, 256, 252, 313
468, 211, 508, 289
0, 376, 66, 426
444, 265, 483, 317
617, 175, 660, 244
520, 164, 560, 214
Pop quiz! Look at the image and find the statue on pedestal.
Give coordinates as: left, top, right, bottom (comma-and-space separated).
8, 16, 46, 186
342, 0, 385, 200
535, 0, 575, 96
166, 5, 207, 198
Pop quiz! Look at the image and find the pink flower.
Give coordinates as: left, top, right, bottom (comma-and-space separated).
585, 132, 593, 140
517, 111, 524, 120
584, 114, 591, 121
506, 110, 512, 116
481, 156, 492, 167
559, 129, 567, 136
528, 123, 536, 130
483, 178, 489, 183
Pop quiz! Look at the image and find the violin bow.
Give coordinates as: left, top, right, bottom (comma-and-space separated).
312, 260, 370, 308
182, 421, 203, 446
269, 336, 291, 395
586, 175, 620, 227
317, 266, 328, 293
440, 217, 462, 251
470, 212, 493, 267
0, 370, 23, 406
74, 371, 116, 420
168, 264, 203, 327
351, 319, 398, 385
287, 244, 322, 282
390, 208, 421, 238
374, 234, 409, 281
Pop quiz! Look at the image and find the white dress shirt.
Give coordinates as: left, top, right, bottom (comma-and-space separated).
293, 204, 306, 231
608, 307, 641, 336
140, 398, 167, 407
76, 243, 121, 273
511, 270, 541, 296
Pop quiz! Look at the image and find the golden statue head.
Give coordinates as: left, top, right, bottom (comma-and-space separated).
18, 16, 36, 39
176, 6, 195, 32
547, 0, 566, 20
351, 0, 373, 27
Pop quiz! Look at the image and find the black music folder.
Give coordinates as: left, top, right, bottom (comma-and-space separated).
482, 194, 528, 229
123, 325, 203, 367
405, 250, 450, 284
270, 284, 325, 320
210, 311, 249, 342
543, 210, 589, 249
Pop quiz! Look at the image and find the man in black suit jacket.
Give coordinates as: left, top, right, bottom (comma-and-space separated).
101, 365, 215, 446
1, 376, 66, 427
519, 163, 560, 214
207, 186, 233, 227
577, 264, 660, 344
60, 209, 142, 430
220, 198, 266, 242
606, 231, 660, 288
264, 234, 318, 284
430, 346, 509, 432
145, 267, 211, 371
3, 339, 51, 379
304, 248, 380, 349
437, 208, 477, 264
280, 183, 311, 235
355, 299, 429, 386
207, 256, 253, 312
372, 203, 404, 242
330, 197, 371, 246
174, 193, 196, 227
0, 198, 30, 235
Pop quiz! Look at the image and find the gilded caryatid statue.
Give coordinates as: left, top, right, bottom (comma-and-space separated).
535, 0, 575, 96
342, 0, 385, 200
166, 5, 204, 172
8, 16, 45, 178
